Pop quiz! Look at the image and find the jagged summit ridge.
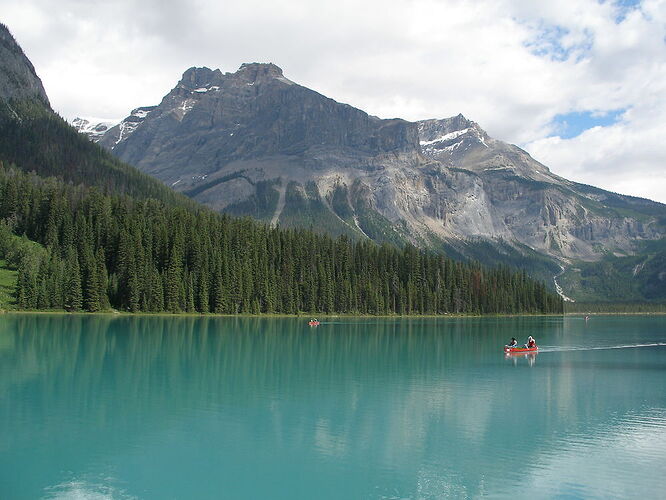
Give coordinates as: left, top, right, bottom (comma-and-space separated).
176, 63, 293, 92
417, 114, 555, 181
178, 67, 223, 90
236, 62, 291, 82
418, 113, 477, 139
91, 106, 156, 148
99, 61, 419, 171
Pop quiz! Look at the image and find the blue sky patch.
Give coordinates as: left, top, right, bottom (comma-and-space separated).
525, 2, 642, 61
605, 0, 642, 23
551, 109, 625, 139
523, 22, 593, 62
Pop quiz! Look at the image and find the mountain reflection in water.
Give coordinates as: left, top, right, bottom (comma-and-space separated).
0, 314, 664, 499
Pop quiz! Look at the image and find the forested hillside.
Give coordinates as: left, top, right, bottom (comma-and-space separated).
0, 99, 189, 205
559, 238, 666, 302
0, 165, 562, 315
2, 22, 186, 204
91, 62, 665, 305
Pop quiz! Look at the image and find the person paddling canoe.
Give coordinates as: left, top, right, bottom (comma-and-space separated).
507, 337, 518, 348
525, 336, 536, 348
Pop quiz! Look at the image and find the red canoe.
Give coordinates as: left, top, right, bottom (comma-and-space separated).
504, 346, 538, 353
308, 321, 320, 326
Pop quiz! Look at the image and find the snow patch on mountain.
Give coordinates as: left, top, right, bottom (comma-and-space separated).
193, 85, 220, 93
115, 121, 138, 145
178, 98, 195, 118
71, 117, 119, 141
131, 109, 150, 119
420, 128, 471, 146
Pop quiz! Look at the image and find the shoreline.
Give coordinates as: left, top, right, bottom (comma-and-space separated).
1, 309, 664, 318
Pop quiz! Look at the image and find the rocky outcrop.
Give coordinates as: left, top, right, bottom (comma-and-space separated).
0, 23, 50, 107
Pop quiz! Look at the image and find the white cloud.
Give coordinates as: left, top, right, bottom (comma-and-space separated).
3, 0, 665, 202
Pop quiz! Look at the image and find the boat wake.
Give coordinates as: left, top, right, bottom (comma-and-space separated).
539, 343, 666, 353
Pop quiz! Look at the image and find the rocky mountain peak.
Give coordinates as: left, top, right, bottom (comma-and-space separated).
93, 105, 157, 148
0, 23, 50, 106
178, 67, 222, 90
172, 63, 292, 97
417, 114, 490, 162
417, 114, 557, 181
417, 113, 484, 142
236, 62, 285, 81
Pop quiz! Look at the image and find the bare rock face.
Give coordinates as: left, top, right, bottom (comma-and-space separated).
95, 62, 666, 275
106, 63, 419, 179
417, 116, 664, 260
0, 23, 50, 107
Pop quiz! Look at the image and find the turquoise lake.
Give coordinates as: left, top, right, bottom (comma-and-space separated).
1, 314, 665, 499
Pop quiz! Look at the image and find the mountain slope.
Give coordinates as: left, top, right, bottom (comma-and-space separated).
418, 115, 665, 259
91, 63, 666, 301
97, 64, 421, 243
0, 23, 189, 205
0, 23, 49, 107
0, 22, 565, 316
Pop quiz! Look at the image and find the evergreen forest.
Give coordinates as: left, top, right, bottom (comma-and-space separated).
0, 164, 563, 314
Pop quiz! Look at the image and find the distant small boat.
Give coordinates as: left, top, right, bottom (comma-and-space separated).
504, 346, 538, 353
308, 320, 320, 326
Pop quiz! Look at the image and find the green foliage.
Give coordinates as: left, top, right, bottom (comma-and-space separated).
327, 184, 355, 222
565, 302, 666, 314
349, 183, 410, 247
223, 179, 280, 220
0, 220, 51, 309
184, 171, 252, 199
559, 241, 666, 302
353, 207, 409, 248
0, 166, 562, 315
438, 238, 561, 285
279, 181, 361, 238
0, 259, 17, 309
0, 98, 191, 206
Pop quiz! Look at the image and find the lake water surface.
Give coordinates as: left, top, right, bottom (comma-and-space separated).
1, 314, 665, 499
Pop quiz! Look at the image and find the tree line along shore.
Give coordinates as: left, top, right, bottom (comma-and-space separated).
0, 164, 562, 316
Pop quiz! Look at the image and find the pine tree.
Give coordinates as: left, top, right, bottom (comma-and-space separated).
0, 165, 563, 316
63, 248, 83, 311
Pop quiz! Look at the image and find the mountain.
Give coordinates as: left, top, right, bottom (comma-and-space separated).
0, 23, 49, 106
0, 23, 186, 204
71, 117, 118, 142
90, 63, 665, 301
94, 63, 422, 246
0, 22, 563, 317
417, 114, 664, 258
73, 106, 157, 147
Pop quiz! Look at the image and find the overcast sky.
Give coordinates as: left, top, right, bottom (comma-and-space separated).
3, 0, 665, 202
